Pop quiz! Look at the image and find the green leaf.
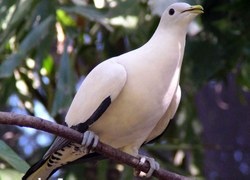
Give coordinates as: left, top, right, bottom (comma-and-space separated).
237, 60, 250, 91
0, 169, 24, 180
0, 16, 55, 78
0, 52, 25, 78
19, 15, 55, 53
0, 0, 35, 51
51, 42, 75, 116
97, 160, 108, 180
60, 5, 112, 30
56, 9, 76, 26
0, 75, 16, 104
121, 165, 134, 180
61, 5, 105, 22
0, 140, 30, 173
7, 0, 34, 28
42, 55, 54, 75
0, 0, 16, 22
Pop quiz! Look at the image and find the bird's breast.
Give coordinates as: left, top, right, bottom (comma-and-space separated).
90, 66, 179, 149
90, 38, 183, 151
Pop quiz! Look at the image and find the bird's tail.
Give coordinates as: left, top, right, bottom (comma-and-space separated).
22, 143, 89, 180
22, 157, 57, 180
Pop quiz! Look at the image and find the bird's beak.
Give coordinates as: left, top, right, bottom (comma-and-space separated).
181, 5, 204, 14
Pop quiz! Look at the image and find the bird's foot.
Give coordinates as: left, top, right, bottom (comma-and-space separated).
81, 130, 99, 149
135, 155, 160, 178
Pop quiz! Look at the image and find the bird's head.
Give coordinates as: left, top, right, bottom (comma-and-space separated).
160, 3, 203, 30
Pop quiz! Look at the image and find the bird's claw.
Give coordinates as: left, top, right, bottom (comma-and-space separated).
135, 155, 160, 178
81, 130, 99, 149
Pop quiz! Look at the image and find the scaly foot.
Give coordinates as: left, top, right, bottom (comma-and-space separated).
81, 130, 99, 149
135, 155, 160, 178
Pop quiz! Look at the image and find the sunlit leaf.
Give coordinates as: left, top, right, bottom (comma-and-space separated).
56, 9, 76, 26
7, 0, 34, 28
0, 169, 24, 180
42, 55, 54, 75
0, 140, 30, 173
0, 0, 16, 22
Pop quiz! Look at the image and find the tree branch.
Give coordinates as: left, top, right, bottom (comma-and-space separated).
0, 112, 193, 180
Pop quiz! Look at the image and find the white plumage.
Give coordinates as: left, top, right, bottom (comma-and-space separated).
23, 2, 203, 179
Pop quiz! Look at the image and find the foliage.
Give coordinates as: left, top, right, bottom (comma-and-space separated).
0, 140, 30, 172
0, 0, 249, 179
0, 169, 24, 180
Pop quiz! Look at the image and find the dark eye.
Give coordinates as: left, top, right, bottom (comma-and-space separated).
169, 8, 175, 15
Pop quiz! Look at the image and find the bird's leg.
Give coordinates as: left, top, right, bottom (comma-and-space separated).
135, 155, 160, 178
81, 130, 99, 149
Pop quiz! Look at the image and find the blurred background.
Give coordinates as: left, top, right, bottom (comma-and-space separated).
0, 0, 249, 179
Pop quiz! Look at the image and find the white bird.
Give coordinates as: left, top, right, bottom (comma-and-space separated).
23, 2, 203, 179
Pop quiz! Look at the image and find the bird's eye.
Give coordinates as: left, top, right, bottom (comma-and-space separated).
169, 8, 175, 15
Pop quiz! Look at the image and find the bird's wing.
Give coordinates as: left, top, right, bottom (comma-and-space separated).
44, 59, 127, 158
145, 85, 181, 144
23, 60, 127, 179
65, 59, 127, 127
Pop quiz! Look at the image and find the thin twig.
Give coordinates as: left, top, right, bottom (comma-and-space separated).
0, 111, 193, 180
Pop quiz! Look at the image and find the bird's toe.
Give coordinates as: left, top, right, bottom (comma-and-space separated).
81, 130, 99, 149
135, 155, 160, 178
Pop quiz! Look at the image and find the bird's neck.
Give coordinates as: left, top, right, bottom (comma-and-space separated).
136, 24, 187, 87
149, 24, 187, 48
144, 25, 187, 70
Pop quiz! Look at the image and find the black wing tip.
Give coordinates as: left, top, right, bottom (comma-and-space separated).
72, 96, 111, 132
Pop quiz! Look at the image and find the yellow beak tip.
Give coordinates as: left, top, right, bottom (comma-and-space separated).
182, 5, 204, 14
